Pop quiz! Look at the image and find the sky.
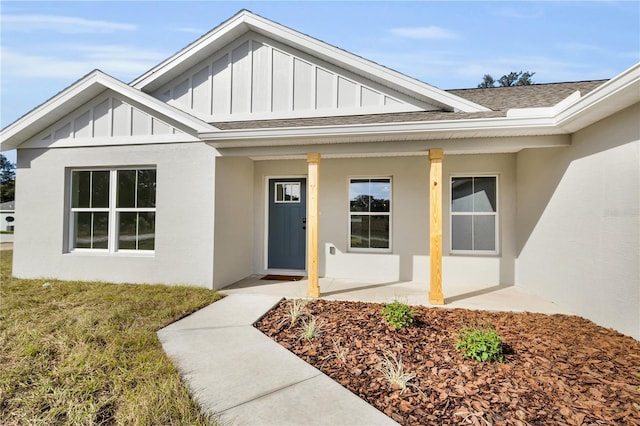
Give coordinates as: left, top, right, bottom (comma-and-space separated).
1, 0, 639, 163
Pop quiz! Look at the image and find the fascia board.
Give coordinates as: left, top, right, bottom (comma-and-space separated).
553, 63, 640, 132
243, 13, 490, 113
131, 12, 249, 90
1, 70, 215, 151
131, 10, 489, 113
201, 116, 560, 147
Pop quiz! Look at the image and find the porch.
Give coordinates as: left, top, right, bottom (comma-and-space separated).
221, 276, 573, 315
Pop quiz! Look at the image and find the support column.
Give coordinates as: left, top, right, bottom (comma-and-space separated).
428, 149, 445, 305
306, 153, 321, 298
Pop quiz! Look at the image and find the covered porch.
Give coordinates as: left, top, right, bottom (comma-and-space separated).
220, 275, 573, 315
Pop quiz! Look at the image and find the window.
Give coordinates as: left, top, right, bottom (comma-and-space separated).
70, 168, 156, 252
349, 178, 391, 250
450, 176, 497, 253
274, 182, 301, 203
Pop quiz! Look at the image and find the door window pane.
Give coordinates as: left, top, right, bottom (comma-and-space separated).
275, 182, 300, 203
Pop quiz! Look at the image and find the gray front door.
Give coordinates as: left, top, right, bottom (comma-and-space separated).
268, 178, 306, 270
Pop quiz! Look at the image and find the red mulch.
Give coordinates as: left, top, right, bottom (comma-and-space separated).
255, 299, 640, 425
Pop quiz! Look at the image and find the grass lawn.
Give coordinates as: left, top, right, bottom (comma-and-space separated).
0, 250, 222, 425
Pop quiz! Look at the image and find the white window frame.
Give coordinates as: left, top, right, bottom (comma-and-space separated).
273, 181, 301, 203
68, 167, 156, 254
449, 174, 498, 255
348, 177, 392, 253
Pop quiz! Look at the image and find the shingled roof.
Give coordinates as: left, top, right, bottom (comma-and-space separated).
212, 80, 607, 130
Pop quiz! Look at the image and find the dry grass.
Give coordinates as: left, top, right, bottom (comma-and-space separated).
0, 250, 222, 425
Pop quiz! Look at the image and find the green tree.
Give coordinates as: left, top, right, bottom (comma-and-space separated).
1, 154, 16, 202
478, 70, 536, 88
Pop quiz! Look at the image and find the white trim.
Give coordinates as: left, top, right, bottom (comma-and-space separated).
449, 174, 499, 255
347, 176, 393, 253
68, 166, 157, 254
130, 10, 489, 113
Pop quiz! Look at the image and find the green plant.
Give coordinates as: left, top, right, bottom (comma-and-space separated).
299, 315, 323, 342
455, 325, 504, 362
382, 300, 415, 329
376, 350, 416, 394
287, 299, 309, 326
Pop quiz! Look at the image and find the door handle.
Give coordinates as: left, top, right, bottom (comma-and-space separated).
302, 217, 307, 224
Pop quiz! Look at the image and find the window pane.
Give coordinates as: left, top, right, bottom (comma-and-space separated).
284, 183, 300, 202
473, 215, 495, 251
349, 180, 370, 212
118, 212, 137, 250
74, 212, 92, 248
92, 213, 109, 249
369, 179, 391, 213
117, 170, 136, 208
451, 215, 472, 251
473, 177, 496, 212
350, 215, 369, 248
137, 169, 156, 208
91, 171, 110, 208
370, 215, 390, 248
138, 212, 156, 250
72, 171, 91, 208
452, 177, 473, 212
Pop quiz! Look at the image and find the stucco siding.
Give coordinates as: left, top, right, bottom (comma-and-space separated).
212, 156, 254, 289
516, 104, 640, 339
13, 143, 217, 288
252, 154, 516, 291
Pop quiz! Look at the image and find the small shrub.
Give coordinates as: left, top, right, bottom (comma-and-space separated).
455, 325, 504, 362
299, 315, 322, 342
376, 350, 416, 394
382, 300, 415, 329
287, 299, 309, 326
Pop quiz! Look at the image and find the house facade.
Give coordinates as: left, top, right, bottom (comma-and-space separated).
1, 11, 638, 339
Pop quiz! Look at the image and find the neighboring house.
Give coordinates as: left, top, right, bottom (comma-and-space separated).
1, 10, 638, 339
0, 201, 15, 232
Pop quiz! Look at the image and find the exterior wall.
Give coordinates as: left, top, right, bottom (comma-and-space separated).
252, 154, 516, 292
212, 156, 254, 289
516, 104, 640, 339
13, 142, 217, 288
153, 32, 431, 122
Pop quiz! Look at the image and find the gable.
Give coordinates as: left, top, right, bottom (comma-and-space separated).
152, 32, 437, 122
21, 91, 194, 149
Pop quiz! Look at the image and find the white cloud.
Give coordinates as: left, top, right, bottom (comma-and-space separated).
390, 26, 459, 40
1, 14, 137, 33
1, 45, 167, 80
492, 8, 543, 19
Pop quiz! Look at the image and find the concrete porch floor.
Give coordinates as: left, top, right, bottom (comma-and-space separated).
221, 275, 573, 315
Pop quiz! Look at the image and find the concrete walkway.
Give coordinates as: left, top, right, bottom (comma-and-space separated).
157, 294, 398, 426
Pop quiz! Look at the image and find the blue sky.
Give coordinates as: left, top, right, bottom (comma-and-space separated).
1, 1, 639, 163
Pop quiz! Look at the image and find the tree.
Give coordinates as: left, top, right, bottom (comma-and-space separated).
477, 70, 536, 88
0, 154, 16, 202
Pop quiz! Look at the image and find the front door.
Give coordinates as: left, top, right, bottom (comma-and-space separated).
268, 178, 307, 270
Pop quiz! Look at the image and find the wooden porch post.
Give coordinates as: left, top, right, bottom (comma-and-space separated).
307, 153, 321, 298
429, 149, 445, 305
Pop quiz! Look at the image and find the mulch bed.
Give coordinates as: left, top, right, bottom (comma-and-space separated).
255, 299, 640, 425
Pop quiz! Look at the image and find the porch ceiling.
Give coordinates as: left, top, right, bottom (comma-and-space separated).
207, 134, 571, 158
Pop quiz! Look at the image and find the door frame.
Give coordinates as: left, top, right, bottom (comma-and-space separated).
264, 175, 308, 273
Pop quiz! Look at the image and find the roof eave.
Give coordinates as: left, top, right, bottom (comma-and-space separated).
1, 70, 217, 151
130, 10, 490, 113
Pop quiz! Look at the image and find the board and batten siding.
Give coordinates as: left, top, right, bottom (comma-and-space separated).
152, 32, 435, 121
21, 92, 192, 149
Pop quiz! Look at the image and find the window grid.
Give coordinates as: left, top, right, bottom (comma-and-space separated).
69, 168, 156, 253
349, 177, 392, 252
450, 175, 498, 254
